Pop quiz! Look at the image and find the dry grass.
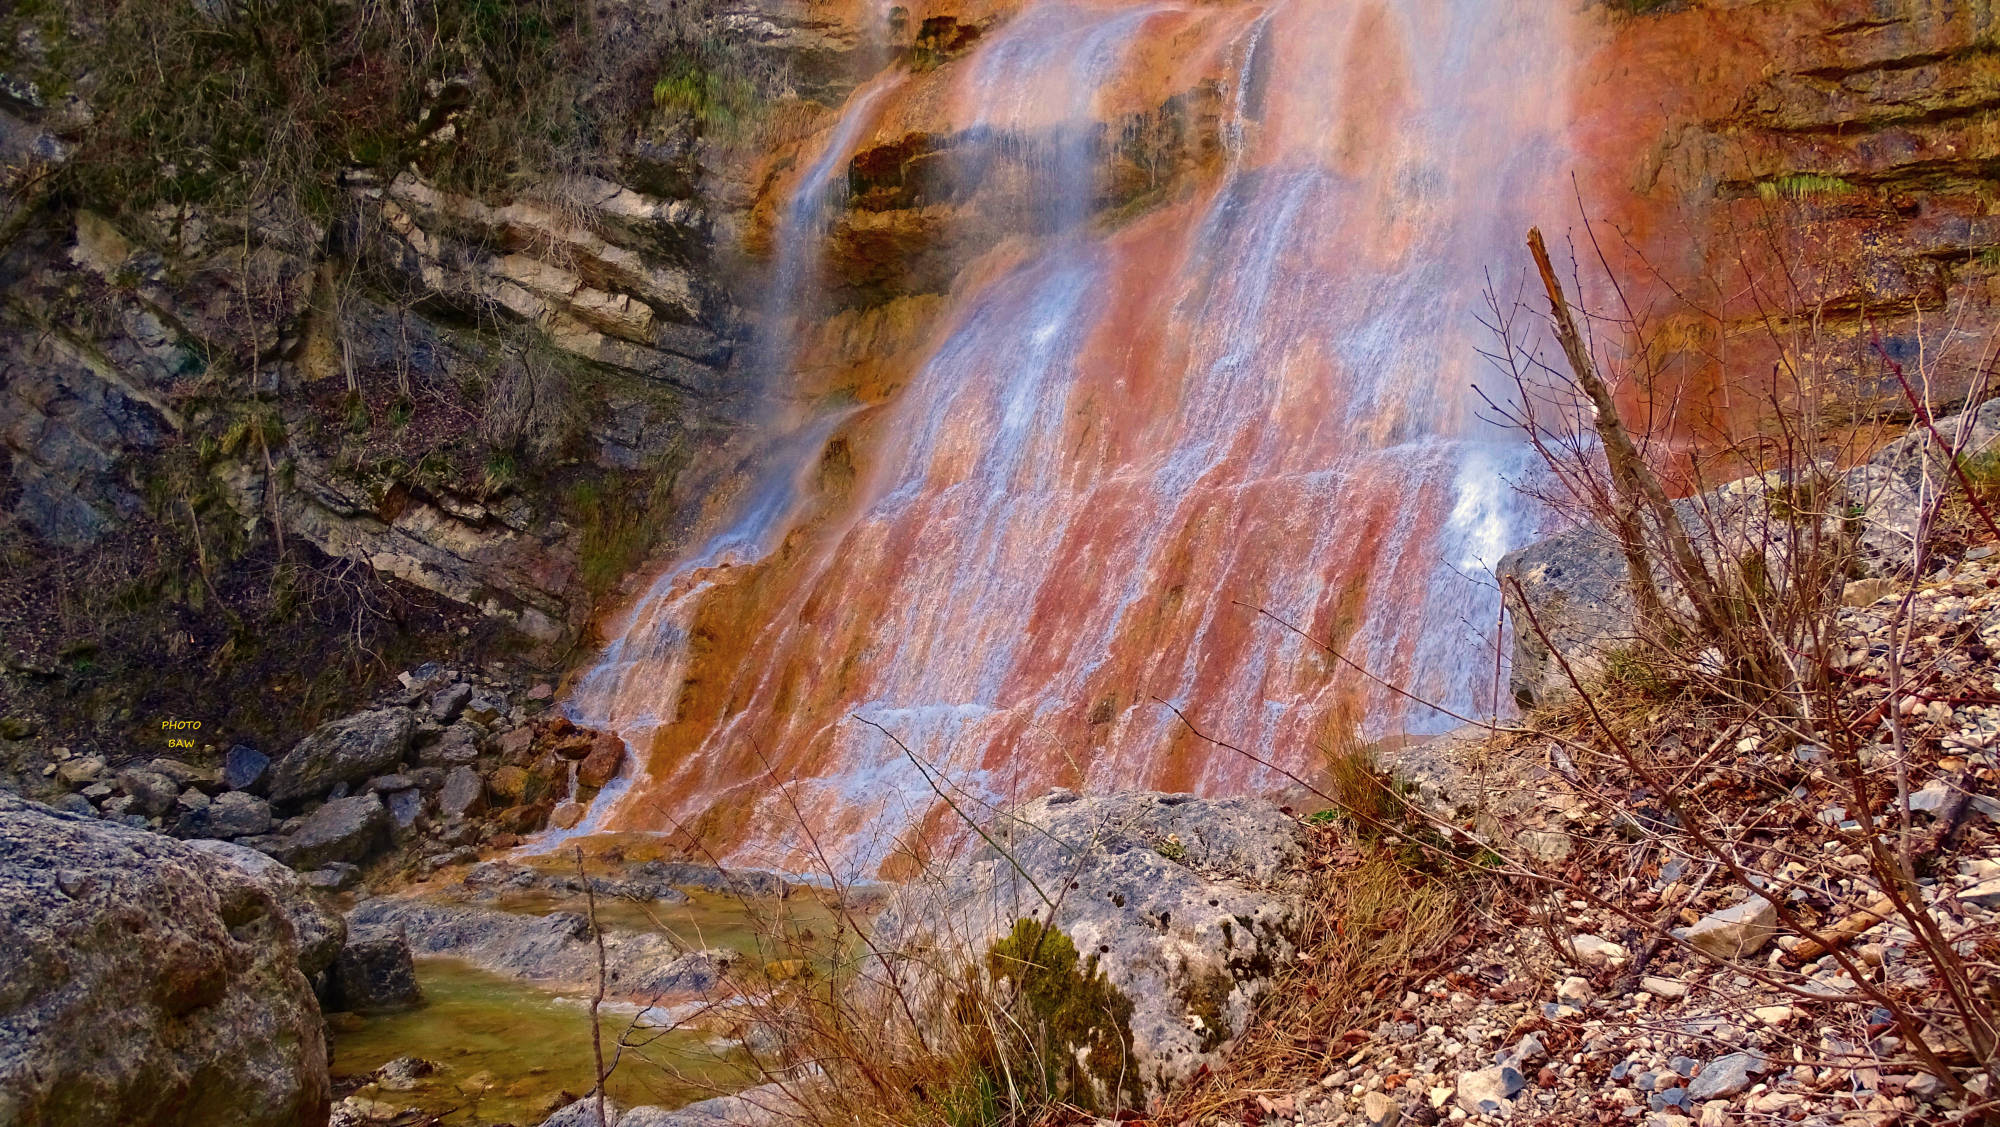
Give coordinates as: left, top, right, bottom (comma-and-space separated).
1163, 835, 1467, 1125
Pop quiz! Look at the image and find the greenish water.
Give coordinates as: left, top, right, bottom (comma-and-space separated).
330, 958, 757, 1126
483, 887, 851, 975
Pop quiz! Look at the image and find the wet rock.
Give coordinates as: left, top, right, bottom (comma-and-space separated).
578, 736, 624, 789
268, 708, 417, 804
628, 861, 789, 899
430, 681, 473, 722
373, 1056, 438, 1091
0, 794, 330, 1126
223, 744, 271, 792
439, 764, 486, 819
281, 793, 390, 869
330, 927, 421, 1012
869, 792, 1308, 1105
348, 897, 721, 999
1674, 896, 1777, 960
1688, 1052, 1767, 1100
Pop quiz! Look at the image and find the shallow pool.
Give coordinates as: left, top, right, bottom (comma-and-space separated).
330, 958, 758, 1125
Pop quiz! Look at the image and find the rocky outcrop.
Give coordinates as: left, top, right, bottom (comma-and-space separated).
346, 896, 736, 1001
1500, 405, 2000, 708
0, 794, 331, 1127
867, 790, 1309, 1109
182, 839, 348, 980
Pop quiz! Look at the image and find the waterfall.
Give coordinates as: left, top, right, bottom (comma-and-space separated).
563, 0, 1575, 878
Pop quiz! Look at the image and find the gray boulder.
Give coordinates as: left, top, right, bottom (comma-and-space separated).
305, 863, 363, 893
281, 793, 390, 869
430, 682, 472, 722
223, 744, 271, 792
184, 838, 348, 978
438, 764, 486, 819
329, 927, 421, 1012
0, 794, 330, 1126
416, 724, 480, 767
173, 790, 274, 839
618, 1085, 797, 1126
117, 767, 182, 817
867, 791, 1308, 1108
267, 708, 416, 804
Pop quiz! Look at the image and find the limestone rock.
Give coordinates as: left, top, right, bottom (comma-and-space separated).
1456, 1066, 1526, 1115
268, 708, 417, 804
330, 927, 421, 1012
173, 790, 275, 839
439, 765, 486, 819
184, 838, 348, 978
281, 793, 390, 869
1688, 1052, 1768, 1101
0, 794, 330, 1126
56, 754, 106, 787
223, 744, 271, 792
867, 792, 1307, 1107
117, 767, 181, 817
430, 682, 472, 722
1673, 896, 1777, 960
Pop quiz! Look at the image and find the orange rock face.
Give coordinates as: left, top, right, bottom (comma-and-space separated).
558, 0, 2000, 876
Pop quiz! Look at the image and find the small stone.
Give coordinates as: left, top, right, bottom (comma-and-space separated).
1674, 896, 1778, 960
374, 1056, 438, 1091
55, 756, 106, 788
1556, 976, 1594, 1006
116, 769, 181, 818
305, 863, 362, 892
1752, 1005, 1794, 1026
1669, 1057, 1699, 1079
1962, 877, 2000, 909
1566, 934, 1628, 966
527, 683, 554, 701
1454, 1067, 1524, 1115
1688, 1052, 1767, 1101
222, 745, 270, 792
1362, 1091, 1401, 1127
430, 682, 472, 722
1843, 578, 1898, 607
1906, 1072, 1946, 1101
438, 766, 485, 819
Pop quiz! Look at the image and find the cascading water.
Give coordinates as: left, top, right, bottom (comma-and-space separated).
560, 0, 1575, 877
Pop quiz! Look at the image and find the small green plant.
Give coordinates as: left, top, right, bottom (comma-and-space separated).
652, 52, 758, 137
1757, 173, 1855, 202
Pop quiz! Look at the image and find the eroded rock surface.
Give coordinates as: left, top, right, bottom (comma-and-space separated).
867, 791, 1308, 1107
0, 794, 330, 1127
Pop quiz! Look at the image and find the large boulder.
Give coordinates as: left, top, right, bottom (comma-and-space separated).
183, 839, 347, 979
867, 791, 1308, 1110
279, 794, 390, 869
267, 709, 417, 804
0, 794, 331, 1127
